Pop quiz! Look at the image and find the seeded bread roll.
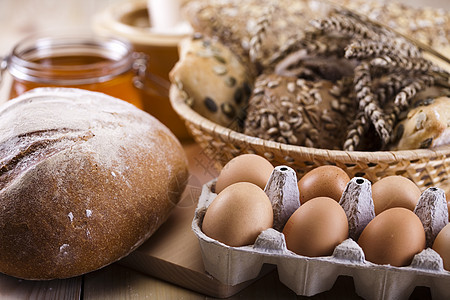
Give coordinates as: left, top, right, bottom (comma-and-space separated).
391, 95, 450, 150
170, 35, 253, 130
0, 88, 189, 280
244, 74, 355, 149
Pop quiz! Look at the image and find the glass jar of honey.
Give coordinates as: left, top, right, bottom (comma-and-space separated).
2, 34, 143, 109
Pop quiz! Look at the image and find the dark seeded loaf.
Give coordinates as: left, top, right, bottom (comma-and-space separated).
0, 88, 189, 280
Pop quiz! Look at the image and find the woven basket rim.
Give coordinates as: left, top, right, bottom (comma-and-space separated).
170, 85, 450, 163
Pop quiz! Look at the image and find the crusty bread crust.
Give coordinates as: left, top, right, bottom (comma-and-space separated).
0, 88, 189, 280
170, 36, 253, 130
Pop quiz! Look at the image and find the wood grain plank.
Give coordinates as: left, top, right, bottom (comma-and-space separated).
83, 263, 204, 300
0, 273, 82, 300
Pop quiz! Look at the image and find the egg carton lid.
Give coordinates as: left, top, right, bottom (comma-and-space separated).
192, 177, 450, 300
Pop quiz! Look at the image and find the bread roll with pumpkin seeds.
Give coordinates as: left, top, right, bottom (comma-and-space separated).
170, 34, 253, 130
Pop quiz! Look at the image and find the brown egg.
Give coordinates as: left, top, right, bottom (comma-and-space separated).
372, 176, 421, 215
215, 154, 274, 194
433, 223, 450, 271
297, 165, 350, 204
202, 182, 273, 247
358, 208, 426, 267
282, 197, 348, 257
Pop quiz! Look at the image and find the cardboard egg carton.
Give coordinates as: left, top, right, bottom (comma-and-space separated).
192, 166, 450, 300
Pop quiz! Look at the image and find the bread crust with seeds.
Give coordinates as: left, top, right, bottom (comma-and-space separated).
392, 95, 450, 150
170, 35, 253, 130
244, 74, 356, 149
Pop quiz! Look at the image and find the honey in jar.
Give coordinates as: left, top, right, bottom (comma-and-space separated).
5, 34, 143, 109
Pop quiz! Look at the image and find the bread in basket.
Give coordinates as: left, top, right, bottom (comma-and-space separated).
170, 0, 450, 195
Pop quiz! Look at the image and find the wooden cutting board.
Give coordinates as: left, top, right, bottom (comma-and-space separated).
119, 142, 271, 298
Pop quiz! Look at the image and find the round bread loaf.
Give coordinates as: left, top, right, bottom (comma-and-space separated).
0, 88, 189, 280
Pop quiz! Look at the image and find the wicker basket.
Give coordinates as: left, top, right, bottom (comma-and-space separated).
170, 84, 450, 194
